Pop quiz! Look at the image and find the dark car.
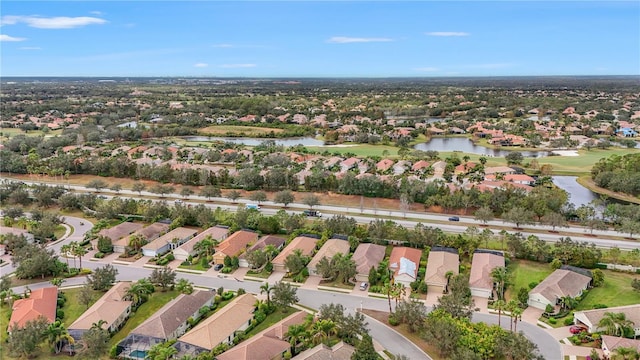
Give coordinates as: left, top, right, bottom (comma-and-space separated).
570, 325, 587, 334
448, 216, 460, 221
213, 263, 224, 271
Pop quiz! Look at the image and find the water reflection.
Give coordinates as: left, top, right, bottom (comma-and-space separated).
414, 137, 549, 158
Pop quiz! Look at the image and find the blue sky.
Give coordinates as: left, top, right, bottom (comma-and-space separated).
1, 1, 638, 77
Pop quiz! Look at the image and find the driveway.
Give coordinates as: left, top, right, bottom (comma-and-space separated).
522, 306, 544, 324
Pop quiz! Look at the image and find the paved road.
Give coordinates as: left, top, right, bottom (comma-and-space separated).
10, 179, 639, 250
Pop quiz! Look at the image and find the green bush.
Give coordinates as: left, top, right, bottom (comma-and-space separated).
548, 318, 557, 325
237, 288, 246, 295
419, 281, 428, 294
79, 269, 92, 275
388, 314, 399, 326
564, 317, 574, 326
109, 345, 118, 359
528, 282, 539, 289
94, 252, 105, 259
222, 291, 234, 300
57, 298, 66, 307
166, 253, 175, 261
56, 309, 65, 320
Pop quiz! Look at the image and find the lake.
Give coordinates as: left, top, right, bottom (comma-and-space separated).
183, 136, 325, 147
552, 175, 598, 208
414, 137, 550, 158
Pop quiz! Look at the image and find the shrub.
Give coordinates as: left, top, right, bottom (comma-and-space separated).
528, 281, 539, 289
56, 309, 65, 320
237, 288, 246, 295
94, 252, 105, 259
109, 345, 118, 359
166, 253, 175, 261
79, 269, 92, 275
418, 282, 428, 294
222, 291, 234, 300
593, 304, 608, 309
564, 317, 574, 326
548, 318, 557, 325
57, 298, 66, 307
265, 262, 273, 273
388, 314, 399, 326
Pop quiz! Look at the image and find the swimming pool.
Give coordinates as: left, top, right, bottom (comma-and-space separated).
129, 350, 147, 359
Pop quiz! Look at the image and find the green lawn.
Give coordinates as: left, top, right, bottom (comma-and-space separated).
577, 270, 640, 310
109, 290, 179, 346
306, 144, 400, 158
60, 287, 102, 327
0, 299, 12, 343
506, 260, 553, 301
244, 306, 298, 337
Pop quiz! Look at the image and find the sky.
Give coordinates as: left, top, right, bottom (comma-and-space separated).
1, 1, 639, 77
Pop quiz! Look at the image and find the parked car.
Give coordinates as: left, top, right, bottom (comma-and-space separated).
213, 263, 224, 271
359, 282, 368, 291
304, 210, 322, 217
448, 216, 460, 221
570, 325, 587, 334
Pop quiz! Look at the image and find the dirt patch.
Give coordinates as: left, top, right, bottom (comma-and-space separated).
361, 309, 443, 360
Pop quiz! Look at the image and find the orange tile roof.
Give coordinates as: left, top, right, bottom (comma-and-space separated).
9, 287, 58, 330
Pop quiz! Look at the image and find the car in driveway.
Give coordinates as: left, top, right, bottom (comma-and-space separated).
213, 263, 223, 271
448, 216, 460, 221
569, 325, 587, 334
359, 282, 368, 291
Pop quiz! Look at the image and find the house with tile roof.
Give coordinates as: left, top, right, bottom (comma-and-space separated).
239, 234, 286, 268
0, 226, 34, 242
114, 222, 169, 253
272, 235, 319, 273
141, 227, 198, 257
389, 246, 423, 287
176, 294, 256, 355
307, 238, 351, 276
469, 250, 505, 298
116, 290, 215, 357
352, 243, 386, 282
292, 341, 355, 360
528, 267, 592, 310
98, 222, 144, 243
424, 247, 459, 293
8, 287, 58, 332
601, 335, 640, 357
216, 311, 307, 360
174, 225, 229, 261
69, 282, 132, 340
574, 304, 640, 336
212, 230, 259, 265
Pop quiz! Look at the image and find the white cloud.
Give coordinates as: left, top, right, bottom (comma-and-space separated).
20, 46, 41, 50
426, 32, 470, 37
414, 67, 439, 72
327, 36, 393, 43
0, 34, 26, 42
194, 63, 208, 68
1, 15, 107, 29
219, 63, 256, 68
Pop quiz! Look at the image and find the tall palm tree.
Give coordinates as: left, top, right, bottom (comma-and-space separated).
491, 266, 509, 301
260, 282, 273, 305
125, 280, 155, 307
175, 278, 194, 295
613, 346, 640, 360
506, 300, 519, 332
46, 320, 74, 354
71, 242, 87, 270
128, 234, 147, 253
560, 296, 578, 311
599, 312, 634, 337
285, 324, 307, 356
494, 299, 506, 328
311, 319, 337, 345
91, 319, 107, 330
60, 244, 71, 269
511, 306, 523, 332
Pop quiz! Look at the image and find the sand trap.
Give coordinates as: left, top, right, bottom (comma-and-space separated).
551, 150, 579, 156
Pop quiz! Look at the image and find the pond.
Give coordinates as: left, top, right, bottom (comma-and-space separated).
552, 176, 599, 208
182, 136, 325, 147
413, 137, 550, 158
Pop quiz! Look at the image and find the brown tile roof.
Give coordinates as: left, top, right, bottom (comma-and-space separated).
98, 222, 144, 242
142, 227, 198, 252
575, 304, 640, 331
178, 294, 256, 350
9, 287, 58, 330
115, 222, 169, 248
424, 248, 459, 287
69, 282, 132, 332
175, 226, 229, 255
272, 236, 319, 266
530, 269, 592, 302
469, 251, 505, 291
216, 311, 306, 360
292, 341, 355, 360
129, 290, 215, 340
389, 247, 422, 280
240, 235, 286, 259
214, 230, 259, 258
352, 243, 386, 275
601, 335, 640, 353
307, 239, 351, 271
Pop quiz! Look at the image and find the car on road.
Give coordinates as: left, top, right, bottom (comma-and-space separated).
448, 216, 460, 221
213, 263, 224, 271
569, 325, 587, 334
304, 210, 322, 217
174, 199, 183, 204
246, 204, 261, 210
359, 282, 368, 291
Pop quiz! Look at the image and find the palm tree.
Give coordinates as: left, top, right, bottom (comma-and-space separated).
506, 300, 519, 332
72, 242, 87, 270
46, 320, 74, 354
491, 266, 510, 301
311, 319, 337, 345
91, 319, 107, 330
613, 346, 640, 360
260, 282, 273, 305
599, 312, 634, 337
560, 296, 578, 311
128, 234, 147, 253
511, 306, 523, 332
60, 244, 71, 268
175, 278, 194, 295
147, 342, 178, 360
128, 281, 155, 307
285, 323, 307, 356
494, 299, 506, 328
193, 236, 215, 258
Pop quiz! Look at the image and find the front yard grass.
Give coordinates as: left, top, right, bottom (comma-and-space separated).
109, 290, 179, 346
506, 260, 553, 301
60, 287, 102, 327
244, 306, 298, 337
245, 269, 271, 279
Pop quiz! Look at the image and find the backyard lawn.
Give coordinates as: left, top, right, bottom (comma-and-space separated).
60, 287, 101, 327
109, 290, 180, 346
244, 306, 298, 337
506, 260, 553, 301
577, 269, 640, 310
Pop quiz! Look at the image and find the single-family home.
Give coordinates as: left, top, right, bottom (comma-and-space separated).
216, 311, 307, 360
307, 238, 351, 276
0, 226, 35, 242
69, 282, 132, 340
617, 127, 639, 137
141, 227, 198, 257
114, 222, 169, 253
601, 335, 640, 358
574, 304, 640, 336
98, 222, 144, 243
176, 294, 256, 354
212, 230, 259, 265
8, 287, 58, 332
389, 246, 423, 287
483, 166, 516, 175
352, 243, 386, 282
239, 234, 286, 268
528, 266, 592, 310
424, 247, 459, 293
272, 235, 319, 273
376, 159, 395, 172
173, 225, 229, 261
292, 341, 355, 360
116, 290, 215, 357
468, 250, 505, 298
